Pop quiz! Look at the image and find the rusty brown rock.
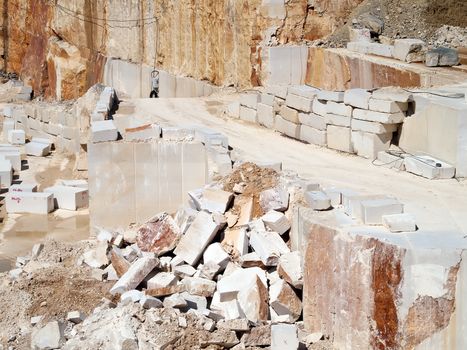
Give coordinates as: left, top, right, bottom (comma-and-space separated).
110, 248, 130, 278
237, 275, 269, 323
136, 212, 181, 256
145, 284, 186, 298
270, 279, 302, 322
241, 325, 271, 347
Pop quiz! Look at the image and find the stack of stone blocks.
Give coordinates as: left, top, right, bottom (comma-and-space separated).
234, 85, 410, 160
2, 87, 117, 155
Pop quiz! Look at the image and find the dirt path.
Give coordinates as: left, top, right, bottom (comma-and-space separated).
131, 96, 467, 241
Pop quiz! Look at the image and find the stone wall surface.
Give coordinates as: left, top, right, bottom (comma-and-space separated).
302, 219, 467, 350
1, 0, 364, 100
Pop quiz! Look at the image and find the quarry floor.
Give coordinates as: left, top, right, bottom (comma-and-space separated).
132, 95, 467, 240
2, 93, 467, 270
0, 151, 89, 272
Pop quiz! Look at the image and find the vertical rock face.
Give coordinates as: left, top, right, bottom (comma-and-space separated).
302, 221, 466, 349
1, 0, 363, 99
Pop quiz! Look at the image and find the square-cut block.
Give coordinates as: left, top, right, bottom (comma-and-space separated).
26, 142, 50, 157
44, 185, 89, 210
10, 183, 38, 192
6, 192, 54, 214
91, 120, 118, 143
0, 160, 12, 188
8, 130, 25, 145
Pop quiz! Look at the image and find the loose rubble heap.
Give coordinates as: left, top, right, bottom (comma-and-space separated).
8, 160, 420, 349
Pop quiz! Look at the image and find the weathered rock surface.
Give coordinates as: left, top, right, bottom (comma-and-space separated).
136, 212, 181, 256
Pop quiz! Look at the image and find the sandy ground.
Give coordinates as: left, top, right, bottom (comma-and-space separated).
129, 96, 467, 242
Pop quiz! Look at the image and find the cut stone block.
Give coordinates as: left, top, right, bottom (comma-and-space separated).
203, 242, 230, 268
351, 131, 392, 160
269, 279, 302, 322
182, 277, 217, 297
162, 127, 195, 141
359, 198, 404, 225
326, 101, 352, 117
353, 108, 405, 124
325, 113, 351, 127
0, 151, 21, 172
26, 142, 50, 157
312, 99, 327, 116
43, 185, 88, 210
239, 106, 258, 123
404, 155, 455, 179
67, 311, 85, 324
173, 264, 196, 278
249, 230, 290, 266
109, 256, 159, 295
271, 324, 299, 350
261, 93, 275, 106
305, 191, 332, 210
348, 27, 371, 42
279, 105, 300, 124
6, 192, 54, 214
222, 228, 249, 256
91, 120, 118, 143
368, 98, 408, 113
163, 293, 188, 309
197, 188, 233, 214
261, 210, 291, 235
394, 39, 426, 63
240, 252, 265, 268
8, 129, 25, 145
317, 90, 345, 102
217, 319, 250, 332
344, 194, 388, 219
285, 94, 313, 113
327, 125, 353, 153
139, 295, 163, 309
257, 103, 275, 129
275, 115, 300, 139
3, 119, 15, 141
287, 85, 319, 99
299, 113, 326, 130
240, 93, 260, 109
278, 251, 303, 289
226, 101, 240, 118
237, 275, 269, 323
217, 267, 267, 301
265, 85, 288, 99
425, 47, 459, 67
180, 291, 208, 311
259, 186, 289, 212
382, 213, 416, 232
147, 272, 177, 289
31, 321, 64, 350
124, 124, 161, 141
371, 87, 412, 103
174, 211, 222, 265
344, 89, 371, 109
351, 119, 398, 134
121, 289, 144, 304
136, 212, 181, 255
376, 151, 405, 170
0, 159, 12, 188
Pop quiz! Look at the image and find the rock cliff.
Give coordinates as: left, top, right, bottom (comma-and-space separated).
1, 0, 363, 100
